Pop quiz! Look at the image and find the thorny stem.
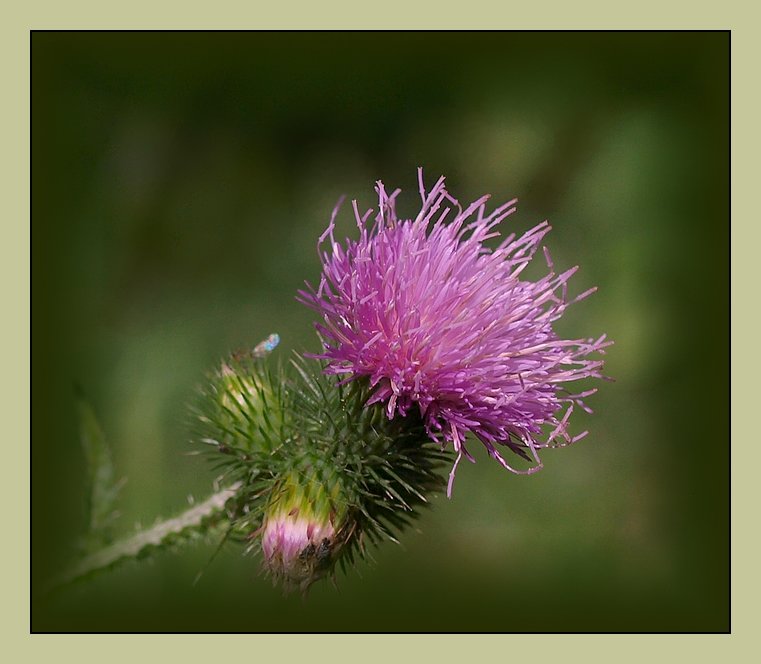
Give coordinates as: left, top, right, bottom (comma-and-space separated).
48, 483, 241, 592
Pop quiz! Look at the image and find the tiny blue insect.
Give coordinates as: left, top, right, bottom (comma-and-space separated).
253, 333, 280, 357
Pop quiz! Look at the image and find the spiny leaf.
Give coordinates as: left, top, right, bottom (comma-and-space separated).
76, 388, 124, 551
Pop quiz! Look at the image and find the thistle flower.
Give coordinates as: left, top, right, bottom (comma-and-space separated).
299, 169, 611, 495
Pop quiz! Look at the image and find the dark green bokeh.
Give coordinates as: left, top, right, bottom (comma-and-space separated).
32, 32, 729, 632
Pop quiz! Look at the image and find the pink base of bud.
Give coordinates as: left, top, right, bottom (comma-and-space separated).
261, 512, 336, 589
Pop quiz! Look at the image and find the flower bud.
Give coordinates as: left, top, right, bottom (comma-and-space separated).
260, 474, 346, 592
205, 357, 283, 454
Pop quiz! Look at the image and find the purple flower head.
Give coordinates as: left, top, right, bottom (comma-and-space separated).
299, 169, 611, 495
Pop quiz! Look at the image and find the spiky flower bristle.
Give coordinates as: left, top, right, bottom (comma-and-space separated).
194, 353, 446, 592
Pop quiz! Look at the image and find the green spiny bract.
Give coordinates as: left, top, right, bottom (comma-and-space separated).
194, 353, 447, 593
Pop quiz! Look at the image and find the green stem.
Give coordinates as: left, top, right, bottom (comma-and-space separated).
49, 483, 241, 591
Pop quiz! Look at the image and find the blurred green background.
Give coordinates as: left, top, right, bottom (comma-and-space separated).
32, 32, 729, 632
